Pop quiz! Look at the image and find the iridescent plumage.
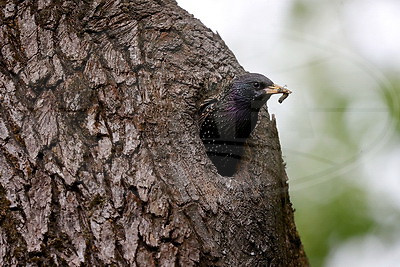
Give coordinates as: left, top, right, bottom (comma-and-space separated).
199, 73, 291, 176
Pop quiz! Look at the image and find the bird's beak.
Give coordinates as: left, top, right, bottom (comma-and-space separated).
264, 84, 292, 95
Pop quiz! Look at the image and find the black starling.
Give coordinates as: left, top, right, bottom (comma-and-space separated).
199, 73, 291, 176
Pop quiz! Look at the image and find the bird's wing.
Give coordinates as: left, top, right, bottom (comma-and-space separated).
198, 97, 218, 126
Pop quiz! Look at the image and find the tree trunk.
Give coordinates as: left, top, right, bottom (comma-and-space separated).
0, 0, 308, 266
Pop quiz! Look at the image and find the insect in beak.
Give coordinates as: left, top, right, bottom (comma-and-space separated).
263, 84, 292, 103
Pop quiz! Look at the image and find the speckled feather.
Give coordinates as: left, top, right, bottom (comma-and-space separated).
199, 73, 276, 176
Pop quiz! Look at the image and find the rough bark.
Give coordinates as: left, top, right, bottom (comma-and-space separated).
0, 0, 308, 266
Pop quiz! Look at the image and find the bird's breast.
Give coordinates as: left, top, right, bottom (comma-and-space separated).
214, 109, 255, 139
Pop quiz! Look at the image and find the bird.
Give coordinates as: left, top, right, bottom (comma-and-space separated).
199, 73, 291, 176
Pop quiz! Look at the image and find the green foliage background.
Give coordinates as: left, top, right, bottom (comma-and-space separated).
282, 1, 400, 265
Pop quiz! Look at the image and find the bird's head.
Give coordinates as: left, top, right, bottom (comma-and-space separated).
230, 73, 291, 110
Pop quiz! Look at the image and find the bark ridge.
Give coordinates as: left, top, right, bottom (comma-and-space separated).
0, 0, 307, 266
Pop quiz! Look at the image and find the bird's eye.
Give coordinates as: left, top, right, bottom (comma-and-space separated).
253, 82, 261, 88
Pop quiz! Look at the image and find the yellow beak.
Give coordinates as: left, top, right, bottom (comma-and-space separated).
264, 84, 292, 95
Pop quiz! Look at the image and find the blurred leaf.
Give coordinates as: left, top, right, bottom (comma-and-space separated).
292, 179, 375, 266
380, 74, 400, 135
